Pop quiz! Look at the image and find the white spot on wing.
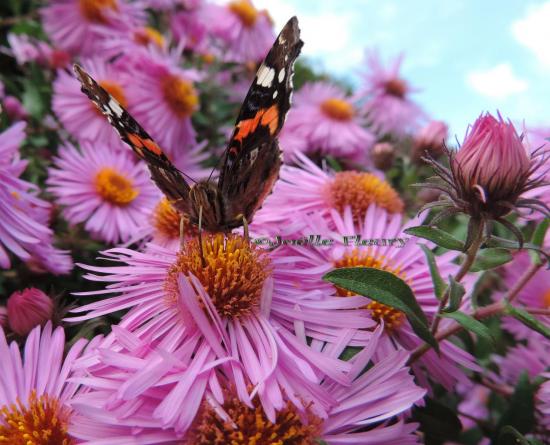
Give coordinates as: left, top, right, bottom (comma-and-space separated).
249, 148, 259, 163
256, 63, 275, 88
273, 90, 278, 99
278, 68, 285, 83
278, 34, 286, 44
109, 98, 124, 117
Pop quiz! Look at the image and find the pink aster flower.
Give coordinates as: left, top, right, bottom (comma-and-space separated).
280, 82, 375, 162
207, 0, 274, 63
5, 33, 70, 69
68, 232, 375, 433
47, 140, 159, 244
0, 323, 90, 444
357, 51, 426, 137
500, 252, 550, 341
0, 122, 71, 273
40, 0, 146, 56
70, 323, 424, 444
493, 341, 550, 385
171, 0, 214, 54
53, 57, 129, 150
252, 151, 404, 234
267, 205, 480, 391
120, 49, 200, 157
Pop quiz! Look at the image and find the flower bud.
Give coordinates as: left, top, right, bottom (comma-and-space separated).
371, 142, 395, 170
7, 288, 54, 336
412, 120, 448, 163
0, 306, 7, 329
452, 113, 531, 217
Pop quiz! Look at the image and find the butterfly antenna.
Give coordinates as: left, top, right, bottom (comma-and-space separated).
198, 206, 206, 267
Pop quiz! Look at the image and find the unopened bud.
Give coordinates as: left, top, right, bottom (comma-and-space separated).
413, 120, 448, 163
7, 288, 54, 336
371, 142, 395, 170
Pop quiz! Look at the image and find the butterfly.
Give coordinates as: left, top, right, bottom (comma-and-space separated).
73, 16, 303, 234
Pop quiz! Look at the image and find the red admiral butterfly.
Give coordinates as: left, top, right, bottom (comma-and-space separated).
74, 16, 302, 234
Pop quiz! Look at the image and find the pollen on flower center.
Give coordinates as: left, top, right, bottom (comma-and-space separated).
94, 167, 139, 206
165, 233, 271, 319
320, 98, 355, 121
327, 171, 404, 221
78, 0, 118, 23
228, 0, 259, 27
96, 80, 128, 111
161, 74, 199, 118
0, 391, 74, 445
188, 394, 322, 445
153, 198, 195, 239
384, 78, 407, 98
334, 249, 407, 330
133, 27, 165, 49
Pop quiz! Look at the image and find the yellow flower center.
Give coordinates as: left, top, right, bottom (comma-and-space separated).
133, 27, 165, 49
188, 393, 322, 445
95, 81, 128, 115
228, 0, 259, 27
0, 391, 74, 445
320, 98, 355, 121
334, 249, 407, 330
78, 0, 118, 23
165, 233, 271, 319
384, 78, 407, 98
153, 198, 196, 239
327, 171, 404, 222
94, 167, 139, 206
161, 74, 198, 118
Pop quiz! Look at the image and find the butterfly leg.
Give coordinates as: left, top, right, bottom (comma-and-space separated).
242, 215, 249, 242
198, 206, 206, 267
179, 216, 186, 250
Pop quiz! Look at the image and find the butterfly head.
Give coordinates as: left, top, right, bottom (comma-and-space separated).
188, 181, 224, 231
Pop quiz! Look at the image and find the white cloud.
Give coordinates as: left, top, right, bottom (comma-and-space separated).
512, 1, 550, 69
466, 63, 528, 99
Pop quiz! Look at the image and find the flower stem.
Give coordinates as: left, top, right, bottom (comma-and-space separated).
408, 256, 547, 365
430, 220, 485, 335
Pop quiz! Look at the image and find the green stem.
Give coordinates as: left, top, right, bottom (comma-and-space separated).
430, 220, 485, 335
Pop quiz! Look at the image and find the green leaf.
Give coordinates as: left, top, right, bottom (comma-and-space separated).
505, 303, 550, 340
338, 346, 361, 362
404, 226, 465, 251
324, 155, 343, 172
470, 248, 513, 272
529, 219, 549, 265
413, 399, 462, 445
22, 79, 45, 119
420, 244, 447, 300
441, 276, 464, 313
495, 373, 539, 440
323, 267, 438, 352
440, 310, 495, 346
485, 236, 550, 265
497, 426, 531, 445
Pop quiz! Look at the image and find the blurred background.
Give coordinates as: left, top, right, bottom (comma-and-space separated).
245, 0, 550, 137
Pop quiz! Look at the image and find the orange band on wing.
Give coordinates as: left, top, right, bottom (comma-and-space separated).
127, 133, 163, 156
143, 138, 163, 155
234, 105, 280, 142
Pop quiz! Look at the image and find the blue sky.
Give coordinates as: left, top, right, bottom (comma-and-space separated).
253, 0, 550, 138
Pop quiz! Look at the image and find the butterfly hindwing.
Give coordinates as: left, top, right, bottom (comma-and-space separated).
218, 16, 303, 222
73, 64, 192, 213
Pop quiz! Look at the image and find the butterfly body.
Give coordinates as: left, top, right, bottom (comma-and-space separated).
74, 17, 302, 233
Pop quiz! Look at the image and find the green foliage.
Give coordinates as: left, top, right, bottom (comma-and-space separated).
420, 244, 447, 300
413, 399, 462, 445
470, 248, 513, 272
440, 311, 495, 346
404, 226, 465, 251
323, 267, 438, 351
505, 303, 550, 340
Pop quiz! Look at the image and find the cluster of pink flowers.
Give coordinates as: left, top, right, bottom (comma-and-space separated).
0, 0, 549, 444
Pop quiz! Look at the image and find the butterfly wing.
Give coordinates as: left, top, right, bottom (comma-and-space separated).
73, 64, 192, 214
217, 16, 303, 224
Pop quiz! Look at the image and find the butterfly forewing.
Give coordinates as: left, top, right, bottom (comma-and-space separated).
217, 16, 303, 223
73, 65, 192, 214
